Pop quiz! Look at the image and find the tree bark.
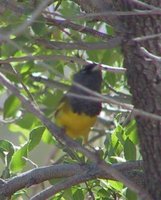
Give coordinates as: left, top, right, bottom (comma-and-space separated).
73, 0, 161, 199
114, 1, 161, 199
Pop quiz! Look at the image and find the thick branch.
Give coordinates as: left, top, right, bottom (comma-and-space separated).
0, 162, 143, 198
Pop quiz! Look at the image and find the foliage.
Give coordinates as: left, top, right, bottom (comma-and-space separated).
0, 1, 140, 199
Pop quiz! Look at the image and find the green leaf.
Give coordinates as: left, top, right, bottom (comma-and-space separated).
108, 180, 123, 192
10, 143, 28, 172
124, 138, 136, 160
107, 126, 124, 157
4, 95, 21, 118
31, 16, 46, 36
11, 190, 27, 200
97, 188, 111, 198
0, 149, 5, 163
28, 126, 45, 151
1, 43, 17, 57
9, 123, 29, 136
125, 120, 138, 145
73, 189, 84, 200
115, 125, 125, 145
87, 49, 100, 62
102, 48, 123, 66
104, 72, 116, 88
41, 91, 63, 108
16, 113, 39, 129
0, 140, 15, 166
63, 188, 73, 200
42, 128, 56, 144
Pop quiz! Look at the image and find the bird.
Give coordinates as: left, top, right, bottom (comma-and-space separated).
54, 63, 102, 143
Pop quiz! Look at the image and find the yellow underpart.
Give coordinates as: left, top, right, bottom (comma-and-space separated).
55, 100, 96, 142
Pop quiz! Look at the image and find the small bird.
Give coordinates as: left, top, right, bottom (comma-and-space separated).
55, 63, 102, 143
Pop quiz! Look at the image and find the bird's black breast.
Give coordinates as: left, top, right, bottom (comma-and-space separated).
70, 98, 101, 116
66, 88, 102, 116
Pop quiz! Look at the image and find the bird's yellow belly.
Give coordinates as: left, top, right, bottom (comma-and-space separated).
55, 108, 96, 141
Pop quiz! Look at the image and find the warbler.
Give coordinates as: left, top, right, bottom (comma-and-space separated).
55, 63, 102, 142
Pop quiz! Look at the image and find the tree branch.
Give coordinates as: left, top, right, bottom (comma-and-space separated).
0, 162, 143, 199
45, 17, 113, 41
125, 0, 161, 10
0, 164, 84, 197
0, 56, 126, 73
75, 10, 161, 20
140, 47, 161, 62
36, 38, 120, 50
31, 161, 144, 200
31, 173, 89, 200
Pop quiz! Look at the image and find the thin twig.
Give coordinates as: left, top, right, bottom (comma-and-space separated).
0, 55, 87, 65
43, 10, 161, 22
0, 56, 126, 73
133, 32, 161, 41
10, 65, 36, 102
126, 0, 161, 10
36, 39, 121, 50
45, 17, 112, 41
75, 10, 161, 20
30, 75, 69, 91
140, 47, 161, 62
